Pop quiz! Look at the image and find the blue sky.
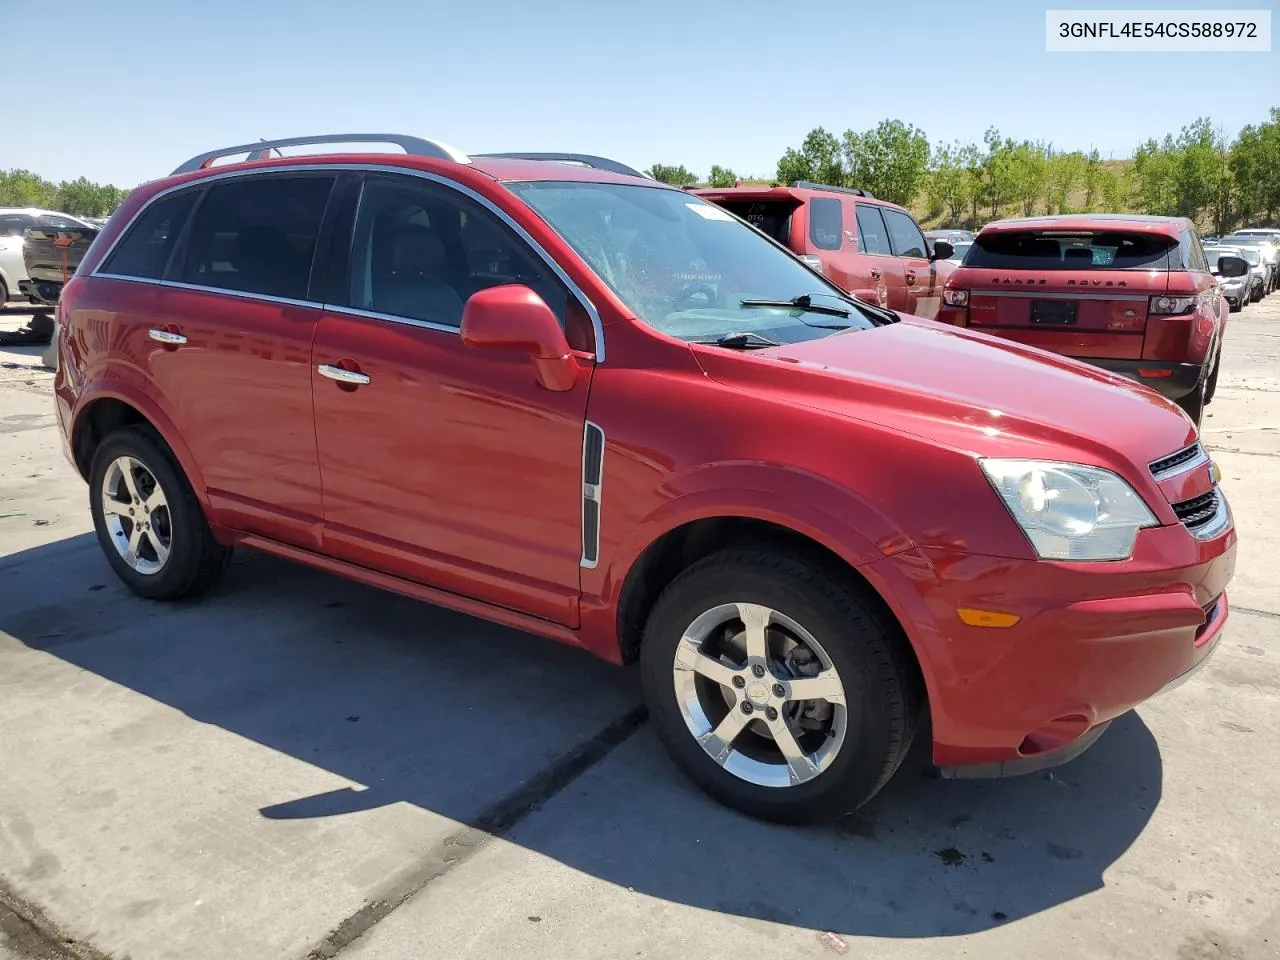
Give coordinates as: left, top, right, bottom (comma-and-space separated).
4, 0, 1277, 187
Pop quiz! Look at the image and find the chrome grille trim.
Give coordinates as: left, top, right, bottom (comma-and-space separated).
1149, 442, 1208, 482
1172, 486, 1231, 541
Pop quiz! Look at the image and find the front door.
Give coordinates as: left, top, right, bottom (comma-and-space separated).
311, 172, 594, 625
854, 203, 905, 310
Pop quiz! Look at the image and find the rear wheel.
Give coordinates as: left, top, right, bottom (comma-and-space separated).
640, 547, 919, 824
0, 277, 9, 305
1204, 354, 1222, 406
89, 425, 232, 600
1177, 375, 1207, 426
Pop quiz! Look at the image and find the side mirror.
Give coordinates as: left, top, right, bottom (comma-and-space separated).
1216, 255, 1249, 279
460, 284, 578, 391
931, 240, 954, 261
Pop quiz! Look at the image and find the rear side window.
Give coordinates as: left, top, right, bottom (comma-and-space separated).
965, 230, 1179, 271
100, 191, 199, 280
855, 204, 891, 255
177, 175, 335, 300
881, 208, 928, 259
807, 198, 842, 251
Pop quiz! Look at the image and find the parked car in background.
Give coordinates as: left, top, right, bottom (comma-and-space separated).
1231, 244, 1268, 302
0, 208, 96, 303
926, 228, 974, 245
693, 181, 955, 319
937, 214, 1249, 424
946, 239, 972, 264
55, 133, 1235, 825
19, 213, 100, 306
1207, 246, 1253, 310
1226, 233, 1278, 293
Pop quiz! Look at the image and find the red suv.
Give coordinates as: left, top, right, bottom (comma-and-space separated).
938, 215, 1250, 424
693, 182, 955, 319
56, 135, 1235, 824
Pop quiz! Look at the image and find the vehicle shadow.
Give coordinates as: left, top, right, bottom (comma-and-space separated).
0, 534, 1163, 939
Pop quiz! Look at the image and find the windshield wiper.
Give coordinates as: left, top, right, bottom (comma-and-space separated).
739, 294, 851, 319
691, 332, 781, 349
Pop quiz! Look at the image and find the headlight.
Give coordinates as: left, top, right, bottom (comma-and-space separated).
980, 459, 1157, 561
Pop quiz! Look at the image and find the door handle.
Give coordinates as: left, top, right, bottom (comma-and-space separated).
148, 329, 187, 345
905, 272, 917, 285
318, 364, 371, 385
869, 268, 882, 279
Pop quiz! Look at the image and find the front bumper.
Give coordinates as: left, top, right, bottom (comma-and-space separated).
870, 518, 1235, 774
1086, 358, 1202, 400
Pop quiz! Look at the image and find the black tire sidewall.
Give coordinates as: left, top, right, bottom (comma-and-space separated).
88, 427, 209, 600
640, 552, 908, 823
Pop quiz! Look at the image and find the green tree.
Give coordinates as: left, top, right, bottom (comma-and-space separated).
1081, 149, 1106, 211
52, 177, 128, 217
980, 129, 1019, 220
926, 141, 970, 225
0, 169, 58, 208
1045, 150, 1085, 214
1006, 141, 1049, 216
707, 165, 738, 188
645, 164, 699, 186
1132, 136, 1179, 216
841, 119, 930, 206
775, 127, 844, 187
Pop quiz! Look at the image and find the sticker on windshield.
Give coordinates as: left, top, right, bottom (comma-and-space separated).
687, 203, 735, 222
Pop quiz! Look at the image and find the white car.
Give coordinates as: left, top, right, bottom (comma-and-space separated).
1228, 231, 1279, 293
0, 207, 96, 304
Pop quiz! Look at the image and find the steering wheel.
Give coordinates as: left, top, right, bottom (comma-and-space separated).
675, 282, 718, 311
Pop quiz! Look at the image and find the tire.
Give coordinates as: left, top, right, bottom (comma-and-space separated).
1204, 354, 1221, 406
88, 424, 232, 600
1177, 375, 1207, 427
1229, 299, 1242, 313
0, 277, 8, 305
640, 547, 919, 824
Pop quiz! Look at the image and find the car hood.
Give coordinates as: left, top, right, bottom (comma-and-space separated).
694, 316, 1195, 469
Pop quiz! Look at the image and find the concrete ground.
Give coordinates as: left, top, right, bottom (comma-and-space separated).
1, 296, 1278, 960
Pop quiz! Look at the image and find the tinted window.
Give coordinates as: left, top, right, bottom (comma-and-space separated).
808, 198, 842, 251
0, 215, 35, 237
882, 208, 928, 258
713, 199, 797, 244
966, 230, 1179, 271
508, 182, 877, 347
347, 176, 578, 340
100, 191, 199, 280
1183, 230, 1209, 272
36, 214, 85, 230
855, 204, 891, 255
178, 175, 335, 300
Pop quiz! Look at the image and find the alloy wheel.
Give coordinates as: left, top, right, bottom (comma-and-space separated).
100, 455, 173, 575
672, 602, 848, 787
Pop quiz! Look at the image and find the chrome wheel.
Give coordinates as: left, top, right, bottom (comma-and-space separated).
100, 455, 172, 575
672, 602, 848, 788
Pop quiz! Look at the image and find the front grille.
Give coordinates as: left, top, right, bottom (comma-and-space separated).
1171, 487, 1230, 541
1150, 442, 1207, 481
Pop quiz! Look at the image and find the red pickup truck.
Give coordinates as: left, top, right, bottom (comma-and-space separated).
694, 182, 956, 319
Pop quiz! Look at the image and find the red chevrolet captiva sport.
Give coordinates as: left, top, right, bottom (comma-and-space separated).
55, 135, 1235, 824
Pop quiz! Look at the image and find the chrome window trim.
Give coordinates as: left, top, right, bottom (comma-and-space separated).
324, 304, 462, 336
91, 162, 606, 363
580, 421, 605, 570
969, 290, 1151, 302
1149, 442, 1209, 482
91, 273, 320, 311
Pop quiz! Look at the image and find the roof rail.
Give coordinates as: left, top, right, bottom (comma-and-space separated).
171, 134, 471, 175
790, 180, 875, 199
472, 152, 649, 180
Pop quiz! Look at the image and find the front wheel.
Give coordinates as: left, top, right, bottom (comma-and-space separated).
89, 424, 232, 600
640, 548, 919, 824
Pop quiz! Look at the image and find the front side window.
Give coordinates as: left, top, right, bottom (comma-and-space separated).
965, 230, 1180, 270
854, 204, 892, 255
807, 198, 842, 251
508, 181, 878, 346
881, 208, 928, 259
345, 175, 577, 340
177, 175, 335, 300
100, 191, 200, 280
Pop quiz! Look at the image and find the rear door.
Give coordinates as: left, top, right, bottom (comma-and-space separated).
853, 203, 904, 310
960, 228, 1173, 360
880, 207, 939, 318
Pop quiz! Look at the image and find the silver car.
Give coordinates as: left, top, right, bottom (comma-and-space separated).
1228, 232, 1278, 293
1207, 246, 1252, 310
